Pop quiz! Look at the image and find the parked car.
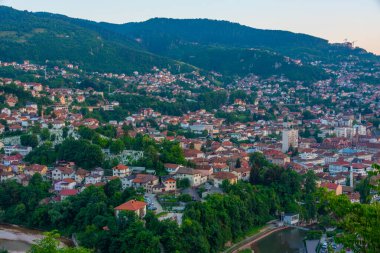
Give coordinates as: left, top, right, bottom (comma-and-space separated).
148, 205, 157, 211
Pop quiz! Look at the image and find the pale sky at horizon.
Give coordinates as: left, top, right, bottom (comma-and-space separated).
1, 0, 380, 55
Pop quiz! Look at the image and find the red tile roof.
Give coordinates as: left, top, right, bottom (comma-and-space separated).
114, 200, 147, 211
62, 178, 76, 183
213, 172, 238, 180
320, 182, 340, 190
113, 164, 129, 171
60, 189, 78, 196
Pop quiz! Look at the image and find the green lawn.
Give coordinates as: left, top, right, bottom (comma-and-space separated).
156, 212, 169, 218
234, 225, 263, 243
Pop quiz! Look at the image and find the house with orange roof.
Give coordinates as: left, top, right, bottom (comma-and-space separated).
0, 123, 4, 134
212, 172, 238, 188
231, 166, 251, 181
183, 149, 205, 160
6, 97, 17, 107
60, 189, 78, 201
24, 164, 48, 176
114, 199, 147, 218
212, 163, 230, 173
263, 149, 290, 166
195, 165, 213, 177
319, 182, 342, 195
131, 174, 159, 193
76, 95, 85, 103
75, 168, 89, 183
61, 178, 77, 189
112, 164, 130, 177
0, 171, 15, 182
52, 167, 75, 181
162, 176, 176, 192
175, 167, 205, 187
54, 178, 77, 191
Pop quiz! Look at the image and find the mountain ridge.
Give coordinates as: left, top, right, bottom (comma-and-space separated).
0, 6, 195, 74
0, 6, 378, 82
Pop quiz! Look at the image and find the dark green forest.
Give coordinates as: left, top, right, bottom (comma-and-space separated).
0, 7, 192, 74
3, 6, 378, 83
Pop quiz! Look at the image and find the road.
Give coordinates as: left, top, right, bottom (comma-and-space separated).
145, 193, 163, 214
319, 233, 344, 253
145, 194, 183, 225
182, 188, 201, 201
222, 224, 288, 253
158, 213, 183, 225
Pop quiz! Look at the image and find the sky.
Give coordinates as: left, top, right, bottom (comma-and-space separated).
2, 0, 380, 55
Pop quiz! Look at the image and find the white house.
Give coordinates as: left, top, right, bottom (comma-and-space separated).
175, 167, 203, 187
112, 164, 130, 178
164, 163, 182, 174
283, 213, 299, 225
85, 174, 103, 185
51, 167, 75, 181
329, 161, 350, 174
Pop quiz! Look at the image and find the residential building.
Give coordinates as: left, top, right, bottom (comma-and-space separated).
212, 172, 238, 188
112, 164, 130, 177
114, 200, 147, 218
282, 129, 298, 153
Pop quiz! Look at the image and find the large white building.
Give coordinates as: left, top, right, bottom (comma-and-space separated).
4, 145, 32, 156
282, 129, 298, 153
334, 127, 354, 139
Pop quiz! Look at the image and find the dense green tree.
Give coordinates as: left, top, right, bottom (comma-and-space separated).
20, 134, 39, 148
318, 189, 380, 253
302, 110, 316, 120
40, 128, 51, 141
249, 152, 269, 184
177, 178, 190, 189
303, 171, 317, 221
24, 142, 57, 165
57, 139, 104, 170
62, 127, 69, 139
109, 140, 125, 155
181, 219, 210, 253
355, 177, 372, 204
96, 125, 117, 139
78, 126, 96, 141
160, 141, 186, 165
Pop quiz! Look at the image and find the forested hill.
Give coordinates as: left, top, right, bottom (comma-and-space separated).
102, 18, 328, 55
0, 6, 193, 74
101, 18, 380, 63
0, 6, 378, 81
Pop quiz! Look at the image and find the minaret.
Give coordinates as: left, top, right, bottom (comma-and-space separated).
350, 163, 354, 188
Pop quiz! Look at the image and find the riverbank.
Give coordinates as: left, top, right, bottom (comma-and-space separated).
0, 224, 73, 252
223, 224, 289, 253
0, 224, 44, 245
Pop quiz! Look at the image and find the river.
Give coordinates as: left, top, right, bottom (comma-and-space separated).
0, 224, 74, 253
0, 225, 39, 253
251, 228, 307, 253
0, 239, 31, 253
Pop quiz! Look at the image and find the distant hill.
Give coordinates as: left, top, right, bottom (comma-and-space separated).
102, 18, 328, 56
101, 18, 379, 63
0, 7, 378, 82
0, 7, 193, 74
